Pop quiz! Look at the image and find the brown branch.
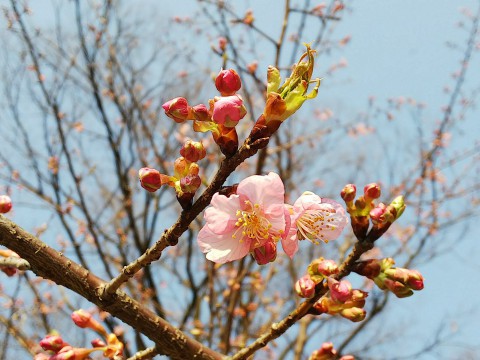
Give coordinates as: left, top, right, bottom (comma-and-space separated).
229, 239, 374, 360
102, 136, 269, 296
0, 215, 224, 360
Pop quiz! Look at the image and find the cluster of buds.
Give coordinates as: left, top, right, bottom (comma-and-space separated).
308, 342, 354, 360
340, 183, 405, 241
353, 258, 424, 298
35, 310, 123, 360
295, 258, 339, 298
139, 139, 206, 209
0, 195, 12, 214
312, 277, 368, 322
250, 44, 321, 142
162, 68, 245, 157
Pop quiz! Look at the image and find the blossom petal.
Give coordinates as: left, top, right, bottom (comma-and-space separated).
197, 226, 250, 264
237, 172, 284, 208
204, 193, 241, 233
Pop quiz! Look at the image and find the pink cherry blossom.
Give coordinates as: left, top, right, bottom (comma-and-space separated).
197, 172, 286, 264
283, 192, 348, 258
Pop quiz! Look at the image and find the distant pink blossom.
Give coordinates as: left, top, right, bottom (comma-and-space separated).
197, 172, 286, 264
283, 192, 348, 258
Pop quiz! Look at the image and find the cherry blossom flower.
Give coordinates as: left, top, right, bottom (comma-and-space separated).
197, 172, 286, 264
283, 192, 348, 258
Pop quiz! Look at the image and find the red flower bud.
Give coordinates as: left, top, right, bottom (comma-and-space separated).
327, 278, 352, 303
162, 97, 191, 123
0, 195, 12, 214
295, 275, 316, 298
252, 240, 277, 265
39, 334, 68, 352
138, 167, 162, 192
340, 184, 356, 203
180, 174, 201, 194
192, 104, 210, 122
215, 69, 242, 96
364, 183, 381, 200
317, 259, 339, 277
180, 140, 206, 162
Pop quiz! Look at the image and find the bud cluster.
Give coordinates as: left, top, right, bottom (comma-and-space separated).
162, 68, 245, 156
340, 183, 405, 241
139, 139, 206, 209
308, 342, 355, 360
353, 258, 424, 298
311, 278, 368, 322
36, 310, 124, 360
250, 44, 321, 141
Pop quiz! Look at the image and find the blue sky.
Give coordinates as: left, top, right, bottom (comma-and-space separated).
4, 1, 480, 358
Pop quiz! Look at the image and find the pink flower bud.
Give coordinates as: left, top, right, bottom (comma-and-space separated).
317, 259, 339, 277
34, 354, 50, 360
340, 307, 366, 322
180, 140, 206, 162
406, 270, 424, 290
212, 95, 247, 127
215, 69, 242, 96
0, 195, 12, 214
369, 203, 387, 225
39, 334, 68, 352
364, 183, 381, 200
91, 338, 106, 347
295, 275, 316, 298
180, 174, 201, 194
71, 309, 92, 328
327, 278, 352, 303
218, 37, 227, 51
252, 240, 277, 265
138, 167, 163, 192
162, 97, 191, 123
50, 346, 98, 360
340, 184, 356, 203
71, 310, 106, 336
192, 104, 210, 122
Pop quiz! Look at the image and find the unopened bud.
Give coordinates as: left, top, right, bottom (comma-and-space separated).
218, 37, 227, 52
369, 203, 387, 225
390, 196, 406, 219
192, 104, 210, 122
180, 174, 201, 194
340, 184, 356, 203
317, 259, 339, 277
174, 157, 189, 178
71, 310, 107, 337
383, 278, 413, 298
353, 259, 382, 279
327, 278, 352, 303
364, 183, 381, 200
139, 167, 163, 192
0, 195, 12, 214
91, 338, 107, 348
39, 334, 68, 352
252, 240, 277, 265
180, 140, 206, 162
340, 307, 366, 322
162, 97, 192, 123
212, 95, 247, 128
215, 69, 242, 96
295, 275, 316, 298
